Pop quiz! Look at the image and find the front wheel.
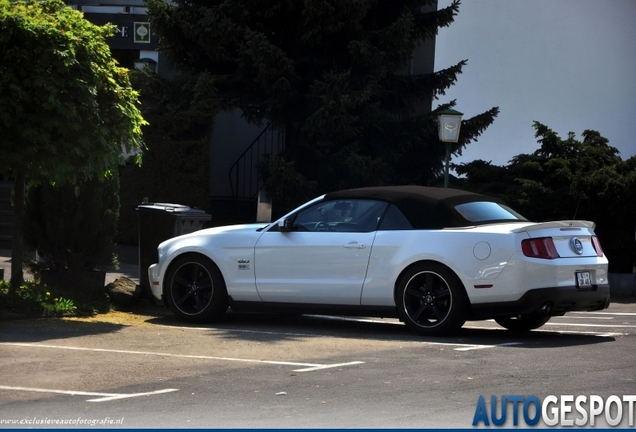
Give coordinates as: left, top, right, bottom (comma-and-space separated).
164, 254, 228, 323
396, 262, 467, 336
495, 315, 550, 332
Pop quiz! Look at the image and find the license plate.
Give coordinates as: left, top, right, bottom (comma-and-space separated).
576, 271, 592, 288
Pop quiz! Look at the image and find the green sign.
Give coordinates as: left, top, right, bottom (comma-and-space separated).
134, 22, 151, 43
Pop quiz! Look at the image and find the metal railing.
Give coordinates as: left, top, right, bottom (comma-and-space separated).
229, 122, 285, 200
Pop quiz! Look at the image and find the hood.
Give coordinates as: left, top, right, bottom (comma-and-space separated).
195, 223, 271, 236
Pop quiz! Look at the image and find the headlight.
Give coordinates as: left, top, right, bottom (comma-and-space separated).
157, 245, 166, 263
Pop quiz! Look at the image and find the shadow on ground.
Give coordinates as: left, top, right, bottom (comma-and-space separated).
0, 318, 127, 343
141, 308, 617, 349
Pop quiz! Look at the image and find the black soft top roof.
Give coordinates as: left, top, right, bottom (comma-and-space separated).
324, 185, 507, 229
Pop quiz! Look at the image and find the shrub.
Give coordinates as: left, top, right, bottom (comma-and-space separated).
0, 279, 77, 317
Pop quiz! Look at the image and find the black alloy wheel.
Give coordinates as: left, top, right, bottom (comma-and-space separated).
396, 262, 467, 336
165, 254, 228, 322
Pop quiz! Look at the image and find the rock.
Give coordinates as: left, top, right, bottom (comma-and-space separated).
106, 277, 141, 307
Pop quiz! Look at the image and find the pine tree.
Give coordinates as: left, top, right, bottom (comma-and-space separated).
146, 0, 498, 211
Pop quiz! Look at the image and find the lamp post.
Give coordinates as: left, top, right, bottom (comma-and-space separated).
437, 108, 463, 188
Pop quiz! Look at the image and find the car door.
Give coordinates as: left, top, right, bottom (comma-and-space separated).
253, 199, 388, 305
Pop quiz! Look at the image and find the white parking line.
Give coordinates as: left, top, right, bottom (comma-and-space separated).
534, 328, 627, 337
543, 322, 636, 328
294, 362, 366, 372
0, 342, 363, 373
89, 388, 180, 402
0, 385, 178, 403
446, 341, 523, 352
571, 311, 636, 316
465, 322, 627, 337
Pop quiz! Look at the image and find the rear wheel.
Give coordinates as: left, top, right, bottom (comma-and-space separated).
164, 254, 228, 322
495, 315, 550, 332
396, 262, 467, 336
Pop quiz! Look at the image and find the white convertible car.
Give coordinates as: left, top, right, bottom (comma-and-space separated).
148, 186, 610, 336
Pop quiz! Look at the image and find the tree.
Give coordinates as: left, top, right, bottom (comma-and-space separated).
0, 0, 146, 290
456, 122, 636, 273
117, 69, 219, 244
146, 0, 499, 212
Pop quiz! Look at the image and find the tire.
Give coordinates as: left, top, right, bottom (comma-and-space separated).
396, 262, 467, 336
164, 254, 228, 323
495, 315, 550, 332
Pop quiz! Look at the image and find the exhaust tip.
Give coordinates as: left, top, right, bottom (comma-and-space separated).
540, 301, 553, 315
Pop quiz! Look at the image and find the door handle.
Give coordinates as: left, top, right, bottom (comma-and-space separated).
344, 243, 366, 249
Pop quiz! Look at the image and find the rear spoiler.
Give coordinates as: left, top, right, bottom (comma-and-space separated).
511, 220, 596, 233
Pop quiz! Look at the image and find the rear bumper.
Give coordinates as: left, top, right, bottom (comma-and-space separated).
470, 285, 611, 320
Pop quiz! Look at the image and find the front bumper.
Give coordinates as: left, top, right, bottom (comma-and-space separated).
470, 285, 611, 320
147, 263, 163, 301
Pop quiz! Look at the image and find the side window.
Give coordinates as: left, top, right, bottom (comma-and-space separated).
293, 200, 388, 232
378, 205, 412, 230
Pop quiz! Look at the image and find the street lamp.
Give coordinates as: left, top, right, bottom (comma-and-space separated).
437, 108, 463, 188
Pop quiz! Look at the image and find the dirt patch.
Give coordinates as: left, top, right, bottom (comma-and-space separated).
63, 298, 170, 326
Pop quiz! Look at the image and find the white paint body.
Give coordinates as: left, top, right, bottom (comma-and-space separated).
148, 211, 608, 309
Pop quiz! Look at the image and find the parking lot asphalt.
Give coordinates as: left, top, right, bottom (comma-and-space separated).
1, 300, 636, 428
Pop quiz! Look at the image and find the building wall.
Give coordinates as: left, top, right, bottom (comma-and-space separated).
68, 1, 161, 72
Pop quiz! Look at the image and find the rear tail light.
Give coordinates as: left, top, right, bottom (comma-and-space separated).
521, 237, 559, 259
591, 236, 604, 257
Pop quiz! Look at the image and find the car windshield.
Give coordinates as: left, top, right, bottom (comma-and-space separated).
454, 201, 527, 223
292, 199, 388, 232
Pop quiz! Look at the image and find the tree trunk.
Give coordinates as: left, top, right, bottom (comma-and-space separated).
9, 170, 25, 293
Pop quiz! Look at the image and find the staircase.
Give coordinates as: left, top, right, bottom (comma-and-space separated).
229, 122, 285, 201
207, 123, 284, 226
0, 181, 13, 250
207, 122, 284, 227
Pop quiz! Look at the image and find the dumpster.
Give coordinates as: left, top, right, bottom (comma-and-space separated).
136, 203, 211, 299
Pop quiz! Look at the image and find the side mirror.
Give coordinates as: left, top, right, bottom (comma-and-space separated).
278, 218, 293, 232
